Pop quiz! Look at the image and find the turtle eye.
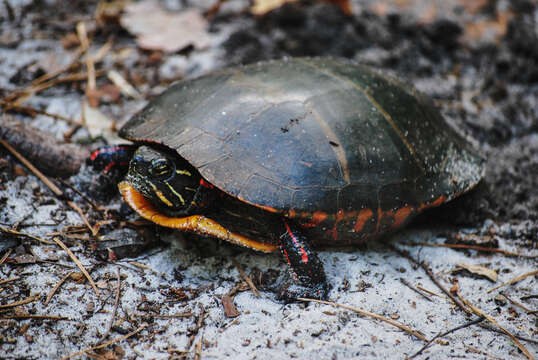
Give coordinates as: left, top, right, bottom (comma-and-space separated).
148, 158, 174, 180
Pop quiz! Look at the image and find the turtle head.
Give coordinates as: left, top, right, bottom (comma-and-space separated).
122, 146, 203, 216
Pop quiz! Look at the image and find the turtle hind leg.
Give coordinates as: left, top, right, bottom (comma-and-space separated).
277, 219, 329, 302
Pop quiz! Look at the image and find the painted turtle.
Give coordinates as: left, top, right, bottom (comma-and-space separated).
91, 57, 485, 300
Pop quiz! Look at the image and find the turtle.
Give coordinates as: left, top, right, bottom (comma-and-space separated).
90, 57, 485, 301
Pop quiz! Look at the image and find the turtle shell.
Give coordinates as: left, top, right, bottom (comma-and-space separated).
119, 57, 484, 242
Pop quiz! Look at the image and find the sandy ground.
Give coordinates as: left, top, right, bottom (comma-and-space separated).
0, 0, 537, 359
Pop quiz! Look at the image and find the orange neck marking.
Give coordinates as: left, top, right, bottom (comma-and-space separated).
118, 182, 277, 253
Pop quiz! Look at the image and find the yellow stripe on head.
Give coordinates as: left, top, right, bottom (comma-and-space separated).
148, 182, 174, 207
176, 169, 192, 176
165, 181, 185, 205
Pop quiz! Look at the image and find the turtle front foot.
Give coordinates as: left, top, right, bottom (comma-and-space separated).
278, 282, 329, 302
277, 219, 329, 302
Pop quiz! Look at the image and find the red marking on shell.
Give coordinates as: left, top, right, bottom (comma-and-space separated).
298, 211, 329, 228
312, 211, 328, 225
353, 208, 373, 233
391, 206, 414, 228
419, 195, 447, 211
375, 207, 383, 233
327, 209, 345, 241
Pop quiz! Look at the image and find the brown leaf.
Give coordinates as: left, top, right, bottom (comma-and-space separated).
455, 262, 498, 282
457, 0, 489, 14
222, 295, 241, 318
120, 1, 210, 52
462, 11, 513, 46
321, 0, 353, 15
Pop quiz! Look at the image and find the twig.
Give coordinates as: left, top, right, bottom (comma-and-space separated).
0, 138, 62, 196
0, 138, 98, 235
500, 293, 538, 318
67, 200, 98, 236
0, 295, 40, 309
487, 270, 538, 294
44, 271, 74, 306
298, 298, 427, 342
388, 244, 471, 315
0, 277, 20, 286
0, 102, 80, 125
456, 292, 534, 360
194, 333, 203, 360
415, 286, 440, 297
0, 314, 70, 321
400, 278, 432, 302
154, 312, 193, 319
61, 324, 147, 360
231, 259, 260, 298
407, 316, 485, 359
183, 306, 207, 359
98, 268, 121, 344
391, 244, 538, 345
51, 237, 101, 299
0, 249, 13, 266
58, 179, 103, 212
408, 242, 533, 258
0, 225, 55, 245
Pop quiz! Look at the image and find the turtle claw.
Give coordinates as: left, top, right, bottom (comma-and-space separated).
278, 282, 329, 303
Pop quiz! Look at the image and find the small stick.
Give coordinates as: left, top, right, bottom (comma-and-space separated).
194, 333, 203, 360
0, 277, 20, 286
500, 293, 538, 317
408, 242, 530, 257
0, 249, 12, 266
51, 237, 101, 299
98, 268, 121, 344
407, 316, 485, 359
456, 292, 534, 360
44, 271, 74, 306
0, 138, 63, 196
415, 285, 440, 297
67, 200, 98, 237
58, 179, 103, 212
400, 278, 432, 302
0, 226, 55, 245
0, 295, 40, 309
0, 138, 98, 235
154, 312, 193, 319
231, 259, 260, 298
61, 324, 147, 360
487, 270, 538, 294
0, 314, 70, 321
388, 244, 471, 315
0, 102, 80, 125
298, 298, 427, 342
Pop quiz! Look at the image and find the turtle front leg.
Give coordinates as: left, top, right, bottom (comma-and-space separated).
277, 219, 329, 301
85, 145, 137, 200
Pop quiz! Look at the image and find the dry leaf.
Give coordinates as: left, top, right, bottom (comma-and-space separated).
222, 295, 241, 318
120, 1, 210, 52
456, 262, 498, 282
322, 0, 352, 15
250, 0, 296, 15
457, 0, 489, 14
462, 11, 513, 46
82, 100, 123, 143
